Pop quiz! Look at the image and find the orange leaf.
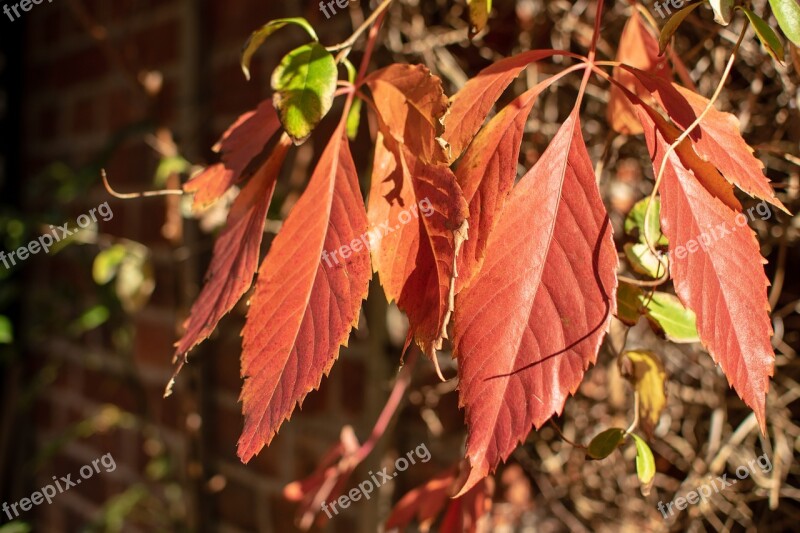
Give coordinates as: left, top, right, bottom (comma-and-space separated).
237, 124, 371, 462
364, 64, 450, 166
385, 468, 493, 533
608, 10, 672, 135
443, 50, 568, 160
454, 112, 618, 495
365, 66, 469, 363
385, 470, 455, 532
635, 104, 774, 433
184, 100, 281, 210
172, 135, 291, 365
623, 67, 789, 213
454, 81, 550, 293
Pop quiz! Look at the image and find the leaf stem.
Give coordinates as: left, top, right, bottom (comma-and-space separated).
352, 349, 418, 464
548, 419, 587, 449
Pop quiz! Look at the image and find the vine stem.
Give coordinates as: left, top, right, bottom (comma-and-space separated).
641, 22, 749, 263
576, 0, 605, 108
548, 420, 587, 449
624, 390, 640, 436
101, 169, 184, 199
351, 349, 419, 464
328, 0, 393, 62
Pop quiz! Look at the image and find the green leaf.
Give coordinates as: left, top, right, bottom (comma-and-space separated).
0, 522, 32, 533
587, 428, 626, 460
624, 243, 667, 279
116, 250, 155, 313
631, 433, 656, 496
659, 2, 703, 54
155, 155, 191, 187
643, 291, 700, 343
625, 198, 668, 247
93, 245, 127, 285
347, 97, 362, 140
68, 305, 110, 335
616, 282, 643, 326
0, 316, 12, 344
271, 42, 338, 144
241, 18, 319, 80
769, 0, 800, 46
741, 7, 786, 62
467, 0, 492, 38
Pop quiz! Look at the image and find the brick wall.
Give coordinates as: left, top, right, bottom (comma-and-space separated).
10, 1, 427, 531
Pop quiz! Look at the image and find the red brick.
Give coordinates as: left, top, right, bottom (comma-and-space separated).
216, 478, 258, 530
134, 314, 176, 369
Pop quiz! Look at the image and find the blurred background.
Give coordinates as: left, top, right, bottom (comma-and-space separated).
0, 0, 798, 531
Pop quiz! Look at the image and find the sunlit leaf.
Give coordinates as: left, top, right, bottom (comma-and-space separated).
643, 291, 700, 343
631, 434, 656, 496
271, 42, 338, 144
740, 7, 786, 62
624, 243, 667, 278
625, 197, 668, 247
93, 245, 127, 285
0, 316, 12, 344
241, 18, 318, 80
466, 0, 492, 38
238, 125, 370, 462
769, 0, 800, 46
347, 97, 362, 140
68, 305, 110, 336
455, 112, 617, 495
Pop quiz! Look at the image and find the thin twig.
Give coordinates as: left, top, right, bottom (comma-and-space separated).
642, 22, 749, 263
328, 0, 394, 63
101, 169, 184, 200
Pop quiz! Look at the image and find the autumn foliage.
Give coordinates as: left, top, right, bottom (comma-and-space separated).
164, 0, 796, 528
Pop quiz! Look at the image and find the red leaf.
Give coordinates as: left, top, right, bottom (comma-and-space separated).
439, 476, 493, 533
623, 67, 789, 213
443, 50, 568, 160
385, 470, 455, 532
184, 100, 281, 210
283, 426, 361, 530
454, 112, 618, 495
365, 66, 470, 364
454, 82, 549, 293
369, 134, 469, 363
172, 136, 291, 363
237, 124, 371, 462
385, 468, 494, 533
635, 105, 774, 432
608, 11, 671, 135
